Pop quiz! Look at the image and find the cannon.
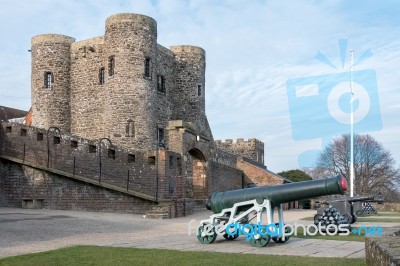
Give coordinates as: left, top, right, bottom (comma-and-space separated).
197, 175, 347, 247
314, 194, 384, 224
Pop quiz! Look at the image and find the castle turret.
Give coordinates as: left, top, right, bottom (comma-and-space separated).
31, 34, 75, 132
103, 13, 158, 150
170, 46, 207, 131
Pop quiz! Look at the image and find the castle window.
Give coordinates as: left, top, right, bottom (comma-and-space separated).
157, 128, 165, 143
107, 149, 115, 160
37, 132, 43, 141
71, 140, 78, 148
197, 84, 202, 96
169, 156, 174, 169
144, 58, 151, 78
148, 156, 156, 165
128, 154, 135, 163
108, 56, 115, 76
20, 128, 27, 136
126, 120, 135, 137
99, 68, 105, 85
157, 75, 166, 93
89, 145, 97, 153
44, 72, 53, 89
53, 136, 61, 144
5, 126, 12, 133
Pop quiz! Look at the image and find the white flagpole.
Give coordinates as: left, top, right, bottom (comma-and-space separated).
350, 50, 355, 197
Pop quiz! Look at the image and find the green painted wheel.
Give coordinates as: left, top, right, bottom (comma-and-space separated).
272, 225, 291, 243
197, 224, 217, 244
223, 232, 239, 240
249, 233, 270, 247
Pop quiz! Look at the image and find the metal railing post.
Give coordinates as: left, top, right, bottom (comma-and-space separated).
127, 170, 130, 191
73, 156, 76, 177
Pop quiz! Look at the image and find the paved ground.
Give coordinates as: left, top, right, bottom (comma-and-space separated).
0, 207, 398, 259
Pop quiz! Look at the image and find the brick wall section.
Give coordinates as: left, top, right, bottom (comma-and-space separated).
0, 159, 154, 214
237, 157, 284, 186
215, 138, 265, 165
0, 122, 184, 200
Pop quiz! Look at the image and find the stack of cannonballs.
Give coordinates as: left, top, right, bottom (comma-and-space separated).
362, 202, 377, 214
314, 205, 348, 226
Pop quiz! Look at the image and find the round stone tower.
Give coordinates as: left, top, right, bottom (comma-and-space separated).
31, 34, 75, 132
170, 46, 206, 130
103, 13, 158, 150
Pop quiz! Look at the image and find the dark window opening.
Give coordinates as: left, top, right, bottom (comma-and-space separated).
71, 140, 78, 148
128, 154, 136, 163
89, 145, 97, 153
197, 84, 202, 96
157, 128, 165, 143
148, 156, 156, 165
53, 136, 61, 144
5, 126, 12, 133
107, 149, 115, 160
20, 128, 27, 136
99, 67, 105, 85
108, 56, 115, 76
126, 120, 135, 137
157, 75, 166, 93
169, 155, 174, 169
44, 72, 53, 89
177, 157, 182, 175
144, 58, 151, 78
37, 133, 43, 141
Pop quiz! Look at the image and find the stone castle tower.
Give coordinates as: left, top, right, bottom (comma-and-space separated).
31, 13, 210, 151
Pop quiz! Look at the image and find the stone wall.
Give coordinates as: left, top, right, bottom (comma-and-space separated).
215, 138, 265, 165
0, 122, 184, 200
0, 159, 154, 214
237, 157, 283, 186
70, 36, 106, 139
31, 34, 75, 133
365, 226, 400, 265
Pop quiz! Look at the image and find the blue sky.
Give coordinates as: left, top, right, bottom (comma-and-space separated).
0, 0, 399, 172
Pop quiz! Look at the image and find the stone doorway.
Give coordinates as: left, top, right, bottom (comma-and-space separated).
188, 148, 207, 199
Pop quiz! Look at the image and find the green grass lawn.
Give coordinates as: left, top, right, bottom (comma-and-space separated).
290, 226, 366, 242
375, 211, 400, 217
356, 217, 400, 223
0, 246, 366, 266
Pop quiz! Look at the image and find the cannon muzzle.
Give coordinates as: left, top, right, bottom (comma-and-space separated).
206, 175, 347, 213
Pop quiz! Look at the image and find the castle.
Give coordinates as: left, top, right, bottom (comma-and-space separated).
0, 13, 287, 217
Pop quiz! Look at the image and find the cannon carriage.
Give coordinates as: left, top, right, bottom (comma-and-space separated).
197, 175, 348, 247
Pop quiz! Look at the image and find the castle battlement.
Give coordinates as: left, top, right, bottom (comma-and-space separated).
215, 138, 265, 165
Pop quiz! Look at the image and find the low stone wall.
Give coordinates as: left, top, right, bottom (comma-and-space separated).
365, 226, 400, 265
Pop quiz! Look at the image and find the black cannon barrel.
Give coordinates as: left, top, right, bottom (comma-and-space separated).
206, 175, 347, 213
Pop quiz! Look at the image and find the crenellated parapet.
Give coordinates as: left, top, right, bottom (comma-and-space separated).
215, 138, 265, 165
